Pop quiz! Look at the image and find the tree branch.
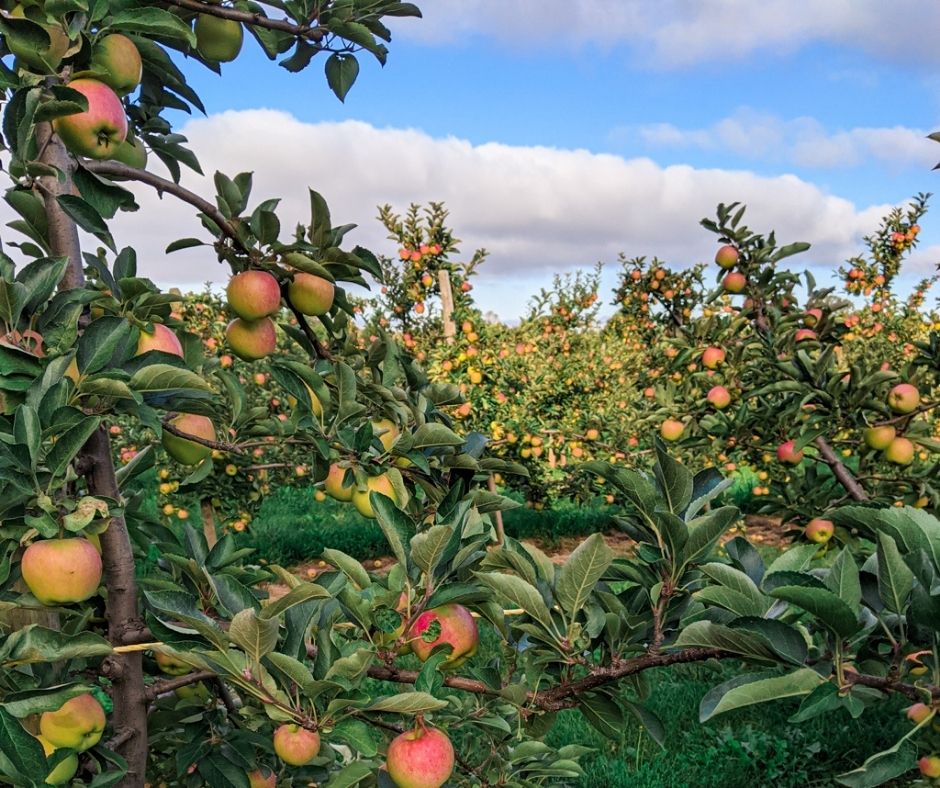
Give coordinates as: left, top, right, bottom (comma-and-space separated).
145, 671, 218, 701
814, 436, 869, 502
162, 414, 243, 454
163, 0, 327, 44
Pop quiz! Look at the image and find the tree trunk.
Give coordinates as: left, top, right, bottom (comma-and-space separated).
438, 269, 457, 342
37, 127, 149, 786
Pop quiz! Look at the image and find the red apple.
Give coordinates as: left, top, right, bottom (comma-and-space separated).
137, 323, 183, 357
804, 518, 834, 544
706, 386, 731, 410
273, 723, 320, 766
701, 347, 725, 369
288, 273, 335, 316
794, 329, 817, 342
715, 245, 739, 269
722, 272, 747, 293
907, 703, 932, 724
53, 79, 127, 159
247, 767, 277, 788
884, 437, 914, 465
226, 317, 277, 360
91, 34, 142, 95
920, 756, 940, 778
887, 383, 920, 414
776, 440, 803, 465
408, 603, 478, 669
162, 414, 215, 465
21, 538, 102, 605
227, 270, 281, 320
386, 725, 454, 788
804, 308, 823, 327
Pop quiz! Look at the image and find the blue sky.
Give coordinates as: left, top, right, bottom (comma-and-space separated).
120, 1, 940, 320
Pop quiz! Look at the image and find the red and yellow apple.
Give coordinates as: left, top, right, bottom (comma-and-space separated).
715, 245, 739, 269
407, 603, 478, 669
659, 419, 684, 442
794, 328, 817, 342
863, 425, 896, 451
907, 703, 932, 724
722, 272, 747, 294
227, 270, 281, 320
887, 383, 920, 414
22, 538, 102, 605
273, 724, 320, 766
162, 413, 215, 465
288, 273, 334, 316
40, 693, 106, 752
706, 386, 731, 410
386, 725, 454, 788
248, 767, 277, 788
372, 418, 400, 452
701, 347, 725, 369
226, 317, 277, 360
804, 518, 834, 544
884, 436, 914, 465
919, 755, 940, 778
53, 79, 127, 159
776, 440, 803, 465
137, 323, 183, 357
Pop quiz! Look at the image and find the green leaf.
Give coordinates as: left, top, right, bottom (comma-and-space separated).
699, 668, 824, 721
835, 740, 918, 787
77, 316, 133, 374
227, 608, 279, 663
682, 507, 739, 566
56, 194, 115, 251
1, 684, 94, 719
876, 533, 913, 615
372, 493, 413, 570
0, 707, 45, 787
825, 548, 861, 613
555, 533, 613, 616
410, 422, 465, 449
322, 548, 371, 590
767, 585, 860, 638
129, 363, 212, 393
323, 760, 374, 788
259, 583, 330, 621
410, 525, 453, 576
44, 416, 101, 480
107, 8, 197, 45
324, 52, 360, 101
366, 692, 447, 715
765, 544, 819, 575
673, 621, 778, 663
578, 692, 624, 739
653, 439, 693, 513
13, 403, 40, 468
475, 571, 555, 632
331, 719, 378, 758
0, 627, 112, 667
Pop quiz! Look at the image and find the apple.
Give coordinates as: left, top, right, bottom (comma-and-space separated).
372, 418, 400, 452
110, 131, 148, 169
794, 329, 817, 342
659, 419, 684, 442
91, 34, 142, 95
227, 270, 281, 320
174, 681, 210, 702
722, 272, 747, 294
863, 425, 896, 451
706, 386, 731, 410
884, 436, 914, 465
194, 14, 244, 62
137, 323, 183, 357
804, 308, 823, 327
226, 317, 277, 360
273, 723, 320, 766
407, 603, 478, 669
907, 703, 932, 724
53, 79, 127, 160
22, 538, 102, 605
8, 7, 70, 71
887, 383, 920, 414
920, 755, 940, 778
154, 650, 190, 676
36, 736, 78, 786
776, 440, 803, 465
352, 474, 398, 519
40, 693, 106, 752
804, 518, 834, 544
715, 245, 739, 269
386, 725, 454, 788
324, 463, 354, 501
162, 413, 215, 465
701, 347, 725, 369
288, 273, 335, 316
248, 767, 277, 788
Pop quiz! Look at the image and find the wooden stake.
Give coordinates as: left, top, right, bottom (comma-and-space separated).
438, 269, 457, 342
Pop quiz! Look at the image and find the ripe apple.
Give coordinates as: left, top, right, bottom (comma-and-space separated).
154, 650, 190, 676
804, 518, 834, 544
352, 473, 398, 519
110, 131, 148, 169
226, 317, 277, 360
8, 7, 70, 71
407, 603, 479, 669
887, 383, 920, 414
919, 755, 940, 778
91, 34, 142, 95
288, 273, 335, 316
248, 767, 277, 788
722, 272, 747, 294
22, 538, 102, 605
53, 79, 127, 160
776, 440, 803, 465
659, 419, 684, 442
273, 723, 320, 766
804, 308, 823, 327
195, 14, 244, 62
37, 736, 78, 786
40, 693, 106, 752
706, 386, 731, 410
884, 436, 914, 465
137, 323, 183, 357
323, 463, 353, 502
227, 270, 281, 320
794, 328, 817, 342
715, 245, 739, 269
386, 725, 455, 788
701, 347, 725, 369
162, 413, 215, 465
907, 703, 932, 724
863, 425, 896, 450
372, 418, 400, 452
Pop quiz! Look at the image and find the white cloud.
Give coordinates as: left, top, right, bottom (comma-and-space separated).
630, 109, 935, 170
23, 110, 903, 319
389, 1, 940, 69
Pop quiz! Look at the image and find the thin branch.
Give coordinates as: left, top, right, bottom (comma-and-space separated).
162, 414, 243, 454
163, 0, 327, 44
879, 400, 938, 426
145, 671, 218, 701
844, 672, 939, 703
814, 436, 869, 502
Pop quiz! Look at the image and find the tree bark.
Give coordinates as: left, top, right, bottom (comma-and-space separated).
39, 128, 149, 786
814, 437, 869, 502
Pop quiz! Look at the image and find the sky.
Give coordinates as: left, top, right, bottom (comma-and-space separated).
75, 2, 940, 318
